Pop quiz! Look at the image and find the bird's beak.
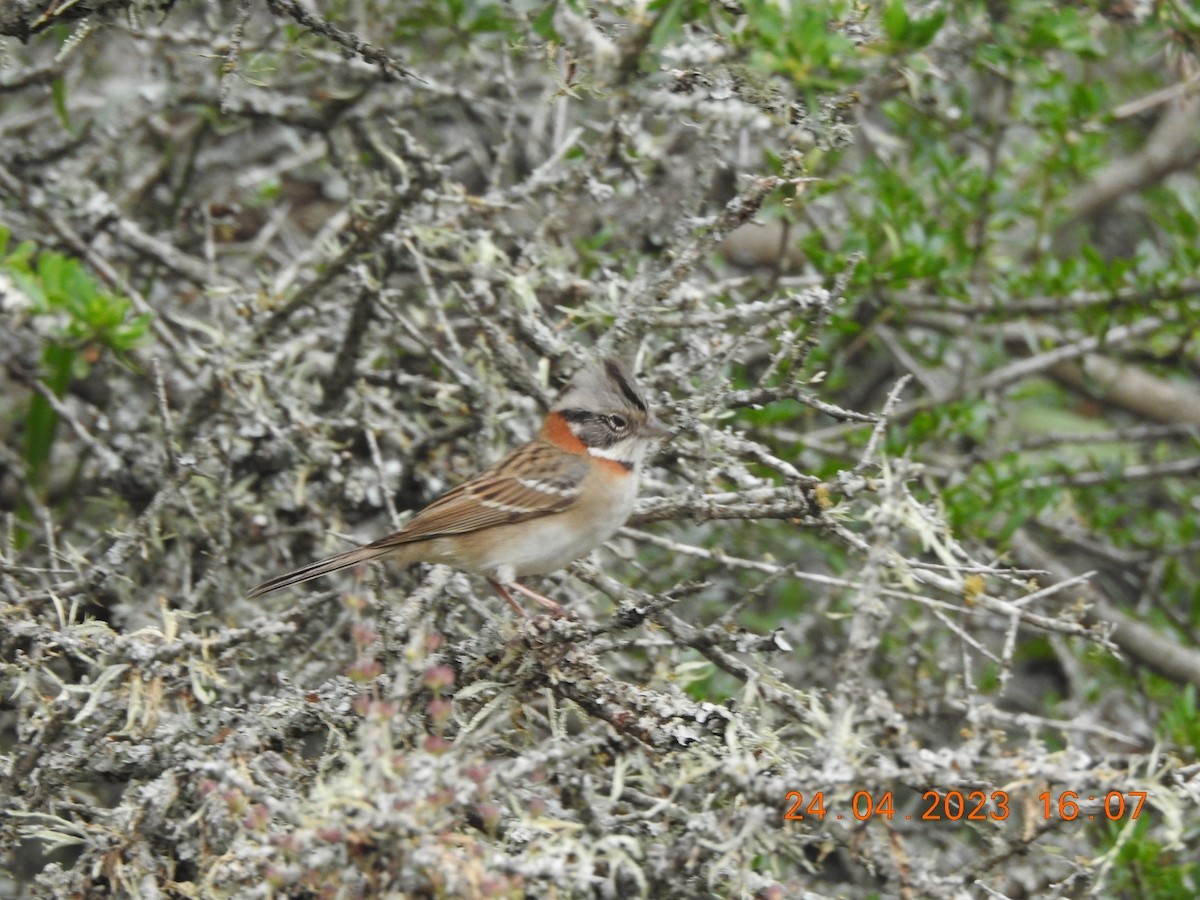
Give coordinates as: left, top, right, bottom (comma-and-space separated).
645, 415, 671, 439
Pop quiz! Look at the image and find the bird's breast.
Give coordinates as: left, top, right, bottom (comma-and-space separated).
448, 464, 639, 578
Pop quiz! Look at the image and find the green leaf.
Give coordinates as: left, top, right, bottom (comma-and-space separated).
51, 77, 72, 131
907, 8, 945, 49
881, 0, 910, 44
3, 240, 154, 494
23, 343, 74, 488
530, 2, 559, 40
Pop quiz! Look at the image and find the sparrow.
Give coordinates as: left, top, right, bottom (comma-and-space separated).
247, 357, 667, 614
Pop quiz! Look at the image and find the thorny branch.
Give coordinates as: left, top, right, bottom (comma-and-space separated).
1, 3, 1196, 897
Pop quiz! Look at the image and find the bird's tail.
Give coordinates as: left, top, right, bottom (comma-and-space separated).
246, 542, 399, 598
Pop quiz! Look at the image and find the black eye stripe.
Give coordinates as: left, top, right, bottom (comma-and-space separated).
560, 409, 630, 431
603, 360, 648, 412
558, 408, 595, 424
557, 408, 632, 449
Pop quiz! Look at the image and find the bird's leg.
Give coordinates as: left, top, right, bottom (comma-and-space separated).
488, 579, 566, 617
488, 580, 528, 617
508, 581, 566, 617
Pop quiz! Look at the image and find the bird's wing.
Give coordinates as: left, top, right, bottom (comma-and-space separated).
363, 438, 587, 550
246, 439, 586, 598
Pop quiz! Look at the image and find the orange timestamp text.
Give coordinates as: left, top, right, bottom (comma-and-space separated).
784, 789, 1148, 822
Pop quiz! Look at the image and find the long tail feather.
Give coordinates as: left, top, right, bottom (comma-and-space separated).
246, 543, 394, 598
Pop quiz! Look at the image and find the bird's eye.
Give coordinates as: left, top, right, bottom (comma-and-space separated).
607, 414, 628, 431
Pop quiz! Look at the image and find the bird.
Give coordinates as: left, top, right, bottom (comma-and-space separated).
246, 357, 667, 614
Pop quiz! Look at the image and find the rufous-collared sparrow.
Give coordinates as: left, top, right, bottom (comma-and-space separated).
247, 357, 667, 613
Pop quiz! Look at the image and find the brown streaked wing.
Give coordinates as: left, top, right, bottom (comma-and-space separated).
361, 440, 587, 551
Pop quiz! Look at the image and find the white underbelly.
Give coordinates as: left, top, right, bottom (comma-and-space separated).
469, 471, 637, 578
